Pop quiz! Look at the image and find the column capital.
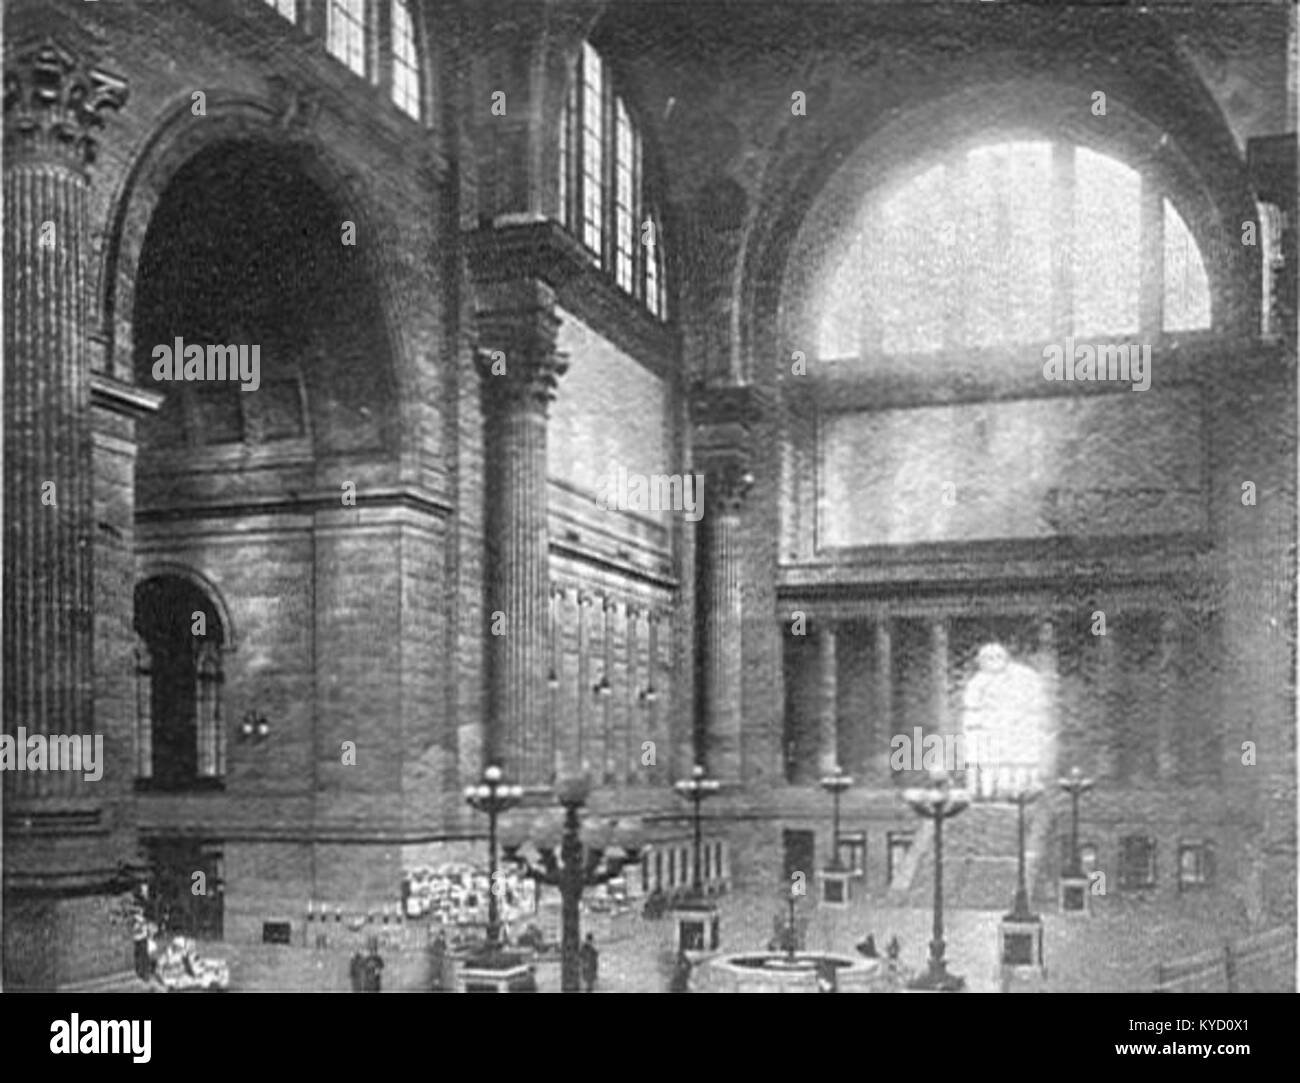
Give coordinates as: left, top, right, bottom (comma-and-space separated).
474, 278, 567, 412
696, 453, 755, 516
476, 343, 569, 412
3, 36, 127, 173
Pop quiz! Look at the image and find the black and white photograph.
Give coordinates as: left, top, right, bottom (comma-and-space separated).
1, 0, 1296, 1027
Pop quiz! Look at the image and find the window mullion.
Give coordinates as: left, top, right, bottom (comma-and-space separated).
1139, 176, 1165, 336
376, 0, 393, 92
944, 155, 973, 351
572, 53, 583, 235
1051, 142, 1076, 340
603, 73, 615, 272
633, 128, 644, 301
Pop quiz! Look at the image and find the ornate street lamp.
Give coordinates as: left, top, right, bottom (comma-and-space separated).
1057, 766, 1095, 914
674, 764, 721, 897
902, 769, 970, 991
1058, 766, 1095, 878
504, 776, 641, 992
998, 782, 1045, 979
464, 764, 524, 949
819, 765, 853, 869
1007, 782, 1043, 921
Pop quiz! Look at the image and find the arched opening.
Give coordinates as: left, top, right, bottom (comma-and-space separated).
134, 574, 227, 791
131, 139, 397, 470
804, 138, 1212, 368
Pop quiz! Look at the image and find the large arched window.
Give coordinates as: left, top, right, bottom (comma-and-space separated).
812, 140, 1211, 363
135, 577, 227, 790
559, 41, 668, 320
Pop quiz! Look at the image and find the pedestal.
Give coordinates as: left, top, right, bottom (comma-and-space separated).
904, 961, 967, 992
820, 867, 856, 909
670, 901, 720, 957
998, 915, 1046, 989
457, 950, 537, 992
1059, 875, 1091, 914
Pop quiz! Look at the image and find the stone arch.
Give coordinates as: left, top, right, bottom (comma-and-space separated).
137, 560, 238, 652
740, 62, 1260, 384
95, 90, 414, 465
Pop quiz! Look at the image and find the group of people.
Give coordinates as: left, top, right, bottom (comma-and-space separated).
854, 933, 901, 962
350, 941, 385, 992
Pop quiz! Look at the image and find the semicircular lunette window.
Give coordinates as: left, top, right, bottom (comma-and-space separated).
813, 141, 1211, 363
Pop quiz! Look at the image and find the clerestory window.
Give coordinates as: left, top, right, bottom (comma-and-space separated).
390, 0, 421, 120
812, 141, 1211, 363
559, 42, 668, 320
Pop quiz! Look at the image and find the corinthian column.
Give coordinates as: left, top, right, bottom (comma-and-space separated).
697, 457, 752, 782
816, 623, 839, 776
475, 282, 567, 788
4, 38, 124, 800
3, 31, 138, 990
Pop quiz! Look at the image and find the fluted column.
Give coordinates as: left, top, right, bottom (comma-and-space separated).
698, 460, 752, 781
475, 286, 566, 787
3, 40, 126, 802
930, 618, 950, 736
3, 31, 140, 991
1037, 616, 1059, 779
873, 618, 893, 784
1156, 612, 1179, 781
1094, 625, 1119, 781
816, 623, 839, 776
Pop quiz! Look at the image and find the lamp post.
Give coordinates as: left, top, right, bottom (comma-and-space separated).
674, 764, 721, 897
819, 765, 852, 869
903, 769, 970, 991
464, 764, 524, 949
505, 776, 640, 992
1058, 766, 1095, 878
1006, 783, 1043, 921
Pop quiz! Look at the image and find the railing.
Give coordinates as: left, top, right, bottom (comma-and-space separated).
968, 763, 1041, 802
1154, 925, 1295, 993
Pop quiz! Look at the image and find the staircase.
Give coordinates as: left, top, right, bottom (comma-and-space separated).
890, 799, 1052, 910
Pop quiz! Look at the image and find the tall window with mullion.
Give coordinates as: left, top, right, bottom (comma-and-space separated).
614, 97, 638, 292
390, 0, 421, 120
328, 0, 370, 79
580, 41, 606, 257
559, 40, 669, 321
645, 206, 665, 319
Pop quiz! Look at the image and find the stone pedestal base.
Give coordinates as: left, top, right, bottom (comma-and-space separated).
904, 959, 966, 992
820, 867, 857, 908
1059, 875, 1091, 914
3, 890, 136, 992
457, 952, 537, 992
998, 915, 1045, 978
670, 902, 720, 956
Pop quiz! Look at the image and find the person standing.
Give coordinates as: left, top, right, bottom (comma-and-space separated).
669, 949, 693, 993
579, 933, 599, 992
363, 939, 385, 993
429, 930, 448, 992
